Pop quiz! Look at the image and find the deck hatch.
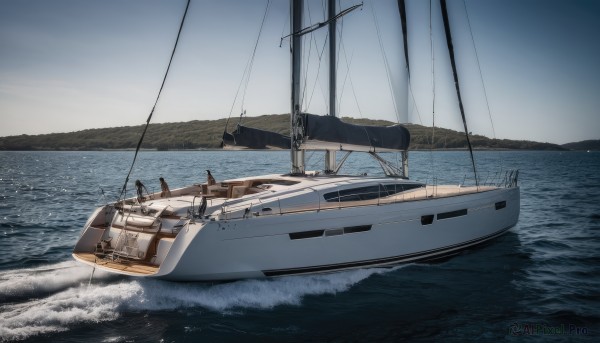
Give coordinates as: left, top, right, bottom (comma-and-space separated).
437, 209, 467, 220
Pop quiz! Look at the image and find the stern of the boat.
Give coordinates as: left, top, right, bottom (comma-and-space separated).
72, 202, 199, 277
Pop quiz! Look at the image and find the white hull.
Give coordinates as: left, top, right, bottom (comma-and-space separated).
73, 174, 519, 281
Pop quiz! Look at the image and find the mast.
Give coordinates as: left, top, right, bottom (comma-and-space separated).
397, 0, 410, 179
325, 0, 337, 173
290, 0, 305, 174
328, 0, 336, 118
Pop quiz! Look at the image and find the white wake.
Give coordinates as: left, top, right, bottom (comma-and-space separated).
0, 262, 400, 341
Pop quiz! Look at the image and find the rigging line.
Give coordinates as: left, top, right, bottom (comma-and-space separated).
338, 40, 369, 145
408, 82, 422, 124
224, 55, 252, 133
306, 0, 328, 111
369, 0, 401, 124
305, 31, 328, 111
440, 0, 479, 188
428, 0, 437, 183
281, 3, 362, 41
317, 35, 331, 113
241, 0, 272, 114
335, 7, 361, 117
223, 0, 270, 125
462, 0, 504, 174
335, 0, 344, 114
335, 19, 347, 115
331, 1, 362, 117
349, 73, 363, 117
300, 0, 315, 111
118, 0, 191, 201
305, 0, 337, 113
462, 0, 503, 174
462, 0, 496, 140
279, 3, 289, 47
337, 46, 353, 117
338, 27, 363, 120
223, 0, 270, 136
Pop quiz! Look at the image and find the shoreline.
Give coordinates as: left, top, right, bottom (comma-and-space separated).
0, 148, 591, 152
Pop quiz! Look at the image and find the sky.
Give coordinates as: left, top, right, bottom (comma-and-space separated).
0, 0, 598, 145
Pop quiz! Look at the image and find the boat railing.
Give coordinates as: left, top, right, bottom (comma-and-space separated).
443, 169, 520, 190
478, 169, 519, 188
499, 169, 519, 188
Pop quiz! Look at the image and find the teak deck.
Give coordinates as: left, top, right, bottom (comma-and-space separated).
74, 252, 158, 275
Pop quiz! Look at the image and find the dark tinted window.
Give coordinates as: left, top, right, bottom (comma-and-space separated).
382, 183, 425, 196
289, 230, 324, 240
324, 183, 425, 203
344, 225, 372, 234
437, 209, 468, 220
323, 186, 381, 202
495, 201, 506, 210
421, 215, 434, 225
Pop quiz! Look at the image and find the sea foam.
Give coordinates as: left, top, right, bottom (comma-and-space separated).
0, 262, 399, 341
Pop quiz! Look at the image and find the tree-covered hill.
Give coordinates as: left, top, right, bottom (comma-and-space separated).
0, 114, 568, 151
561, 140, 600, 151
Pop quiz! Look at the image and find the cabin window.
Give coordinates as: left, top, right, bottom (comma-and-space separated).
381, 183, 425, 196
421, 215, 434, 225
323, 183, 424, 203
299, 225, 375, 239
437, 209, 468, 220
325, 228, 344, 236
323, 186, 381, 202
289, 230, 324, 240
495, 201, 506, 210
343, 225, 372, 234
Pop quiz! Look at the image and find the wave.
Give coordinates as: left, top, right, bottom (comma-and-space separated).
0, 261, 105, 301
0, 262, 401, 341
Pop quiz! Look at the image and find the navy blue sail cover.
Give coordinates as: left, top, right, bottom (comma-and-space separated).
303, 114, 410, 151
222, 114, 410, 151
222, 125, 290, 149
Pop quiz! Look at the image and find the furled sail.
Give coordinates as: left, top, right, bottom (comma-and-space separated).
301, 113, 410, 152
222, 114, 410, 152
222, 125, 290, 150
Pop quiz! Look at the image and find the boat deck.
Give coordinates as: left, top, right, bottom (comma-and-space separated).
218, 184, 498, 219
73, 252, 159, 276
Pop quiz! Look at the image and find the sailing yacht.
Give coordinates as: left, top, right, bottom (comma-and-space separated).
73, 0, 519, 281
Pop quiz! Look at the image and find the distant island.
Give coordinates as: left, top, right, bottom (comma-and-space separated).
0, 114, 596, 151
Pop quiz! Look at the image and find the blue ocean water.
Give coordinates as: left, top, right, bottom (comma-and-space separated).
0, 150, 598, 342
